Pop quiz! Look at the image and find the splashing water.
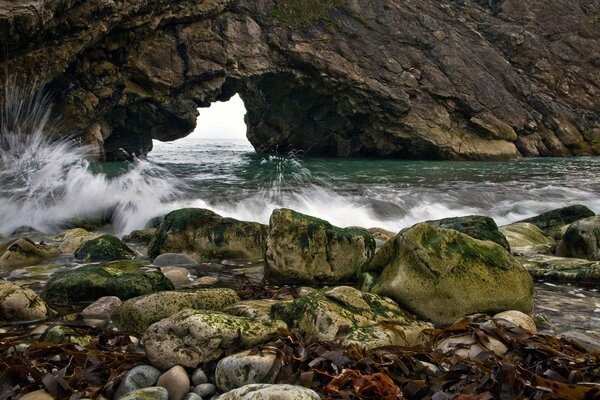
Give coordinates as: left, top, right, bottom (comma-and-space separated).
0, 85, 186, 236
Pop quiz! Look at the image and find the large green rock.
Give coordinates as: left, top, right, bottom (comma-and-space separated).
264, 209, 375, 284
148, 208, 267, 261
517, 254, 600, 283
499, 222, 555, 254
556, 216, 600, 261
272, 286, 430, 348
369, 223, 534, 325
74, 234, 135, 262
520, 205, 595, 239
142, 309, 287, 369
41, 263, 174, 305
0, 239, 60, 269
428, 215, 510, 250
112, 288, 241, 333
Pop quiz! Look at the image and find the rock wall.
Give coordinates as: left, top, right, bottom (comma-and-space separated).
1, 0, 599, 160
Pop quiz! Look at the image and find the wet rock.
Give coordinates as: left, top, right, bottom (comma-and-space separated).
193, 383, 217, 398
216, 384, 320, 400
113, 288, 240, 333
143, 309, 286, 369
499, 222, 555, 254
52, 228, 99, 254
191, 369, 209, 385
272, 286, 430, 348
184, 394, 203, 400
560, 330, 600, 353
520, 205, 595, 239
0, 279, 48, 321
195, 276, 220, 286
159, 266, 190, 286
0, 239, 60, 269
153, 253, 199, 267
556, 216, 600, 260
123, 228, 157, 245
148, 208, 267, 261
517, 254, 600, 283
157, 365, 190, 400
119, 387, 169, 400
265, 209, 375, 284
74, 234, 135, 262
80, 296, 122, 319
44, 325, 91, 346
216, 349, 280, 392
41, 264, 173, 305
114, 365, 161, 399
428, 215, 510, 250
494, 310, 537, 334
223, 299, 281, 321
369, 223, 534, 325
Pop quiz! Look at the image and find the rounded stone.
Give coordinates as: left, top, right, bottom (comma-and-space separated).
191, 368, 209, 385
184, 394, 203, 400
119, 387, 169, 400
157, 365, 190, 400
494, 310, 537, 334
153, 253, 199, 267
215, 350, 279, 392
114, 365, 161, 399
0, 279, 48, 321
160, 266, 190, 286
18, 390, 55, 400
80, 296, 122, 319
215, 384, 320, 400
74, 234, 135, 262
193, 383, 217, 398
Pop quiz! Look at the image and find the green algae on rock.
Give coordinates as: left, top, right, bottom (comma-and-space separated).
74, 234, 135, 262
52, 228, 99, 254
499, 222, 555, 254
148, 208, 267, 261
41, 264, 173, 305
556, 216, 600, 261
428, 215, 510, 251
0, 238, 60, 269
0, 278, 48, 321
112, 288, 241, 333
519, 205, 595, 239
142, 309, 287, 369
265, 209, 375, 284
369, 223, 534, 325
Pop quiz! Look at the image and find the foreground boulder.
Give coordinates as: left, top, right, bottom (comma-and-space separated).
520, 205, 595, 239
0, 279, 48, 321
556, 216, 600, 261
74, 234, 135, 262
265, 209, 375, 284
272, 286, 430, 348
369, 223, 534, 325
0, 239, 60, 269
499, 222, 555, 254
216, 384, 320, 400
517, 254, 600, 283
143, 309, 286, 369
428, 215, 510, 250
41, 264, 173, 305
148, 208, 267, 261
113, 289, 240, 333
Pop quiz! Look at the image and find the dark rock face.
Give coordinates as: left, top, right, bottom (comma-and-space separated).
1, 0, 599, 160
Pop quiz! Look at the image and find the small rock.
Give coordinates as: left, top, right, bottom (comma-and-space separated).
114, 365, 161, 399
53, 228, 98, 254
194, 383, 217, 398
184, 394, 203, 400
157, 365, 190, 400
74, 234, 135, 262
18, 390, 55, 400
0, 279, 48, 321
191, 369, 209, 385
494, 310, 537, 334
216, 350, 279, 392
153, 253, 199, 267
160, 266, 190, 286
44, 325, 91, 346
80, 296, 122, 319
195, 276, 219, 286
123, 228, 157, 245
215, 384, 320, 400
119, 387, 169, 400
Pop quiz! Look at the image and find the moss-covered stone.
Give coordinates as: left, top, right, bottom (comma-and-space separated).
142, 309, 287, 369
556, 216, 600, 261
369, 223, 534, 325
63, 217, 109, 231
224, 299, 283, 322
148, 208, 267, 262
217, 384, 320, 400
428, 215, 510, 250
520, 205, 595, 239
41, 264, 173, 305
0, 239, 60, 269
123, 228, 157, 245
112, 288, 241, 333
271, 286, 430, 348
44, 325, 91, 346
74, 234, 135, 262
517, 253, 600, 283
52, 228, 99, 254
499, 222, 555, 254
0, 278, 48, 321
271, 0, 343, 27
265, 209, 375, 284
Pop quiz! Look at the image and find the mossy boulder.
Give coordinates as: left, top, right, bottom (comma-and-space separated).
63, 217, 109, 231
0, 239, 60, 269
123, 228, 157, 245
428, 215, 510, 250
556, 216, 600, 261
520, 205, 595, 239
142, 309, 287, 369
52, 228, 99, 254
369, 223, 534, 325
265, 209, 375, 284
74, 234, 135, 262
272, 286, 430, 348
148, 208, 267, 261
499, 222, 555, 254
112, 289, 241, 333
41, 264, 174, 305
517, 253, 600, 283
0, 279, 48, 321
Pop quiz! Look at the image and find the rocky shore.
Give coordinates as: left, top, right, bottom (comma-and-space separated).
1, 205, 599, 399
